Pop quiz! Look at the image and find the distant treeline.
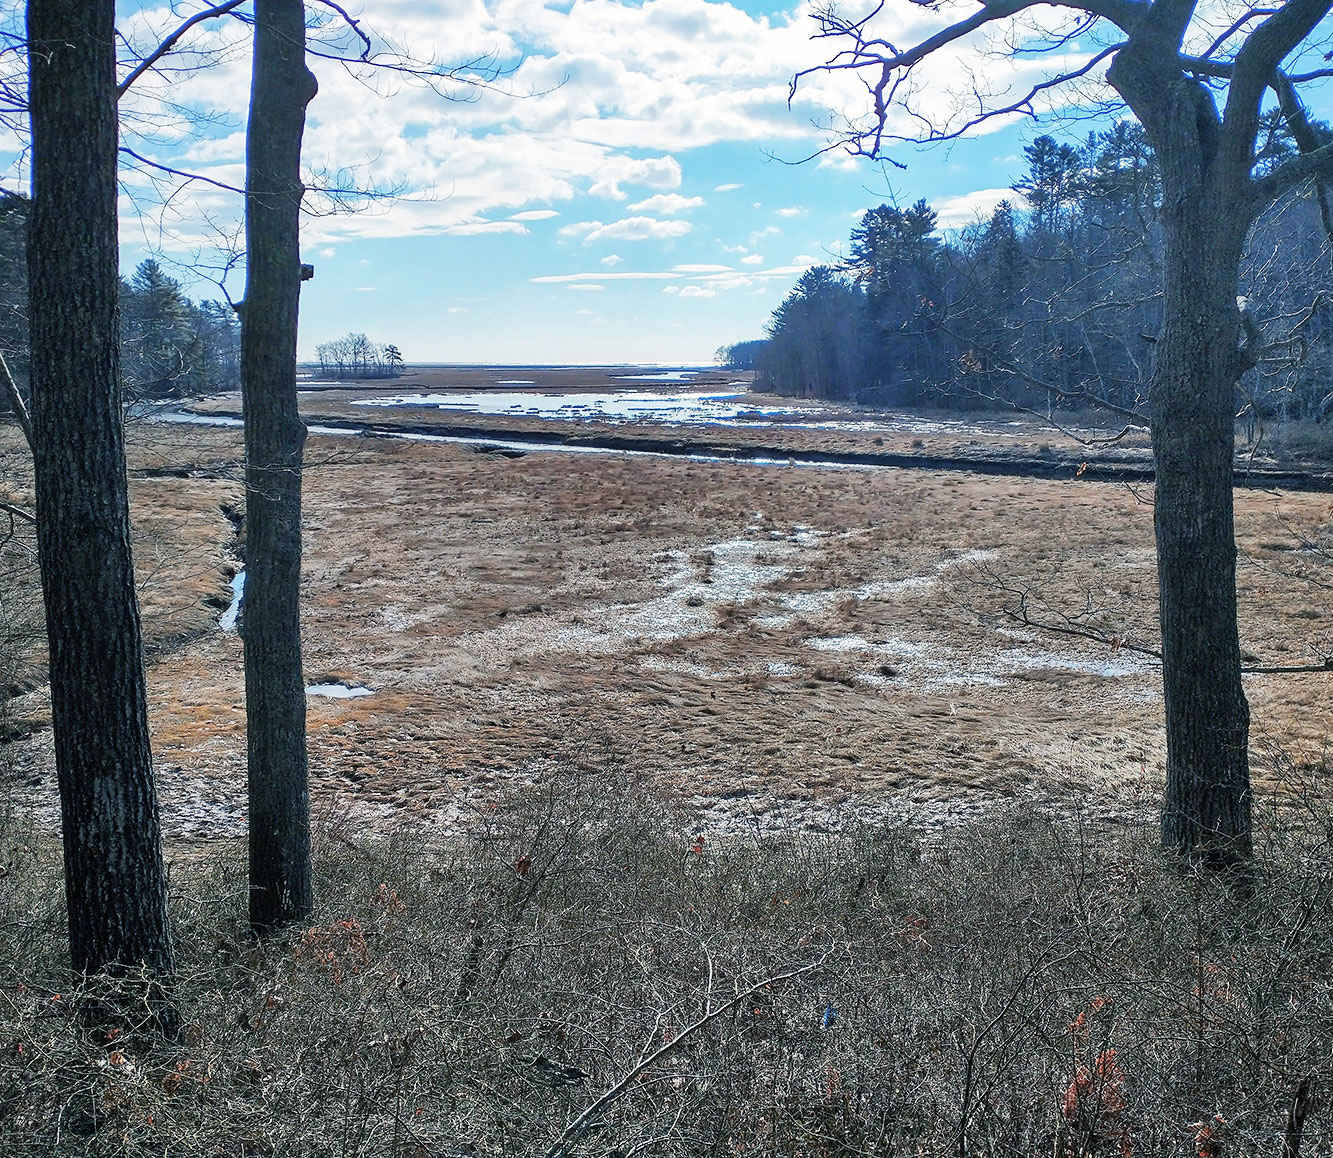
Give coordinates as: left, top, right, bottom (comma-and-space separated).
313, 332, 404, 379
1, 191, 240, 401
720, 119, 1333, 423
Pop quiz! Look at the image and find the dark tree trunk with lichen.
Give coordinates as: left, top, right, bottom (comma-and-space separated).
242, 0, 318, 931
26, 0, 176, 982
1109, 42, 1253, 863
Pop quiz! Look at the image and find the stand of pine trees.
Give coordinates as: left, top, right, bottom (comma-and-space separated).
739, 121, 1333, 425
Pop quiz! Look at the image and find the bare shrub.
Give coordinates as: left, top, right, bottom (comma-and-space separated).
1, 767, 1333, 1154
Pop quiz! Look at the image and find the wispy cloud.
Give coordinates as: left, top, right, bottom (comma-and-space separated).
446, 220, 532, 236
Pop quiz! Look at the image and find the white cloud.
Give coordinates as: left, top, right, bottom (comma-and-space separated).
933, 187, 1014, 228
446, 220, 531, 236
354, 286, 377, 292
601, 253, 623, 266
559, 217, 693, 243
740, 254, 764, 265
588, 156, 684, 200
678, 285, 717, 298
104, 0, 876, 250
776, 206, 806, 218
672, 263, 731, 273
531, 270, 676, 283
627, 193, 705, 214
714, 183, 743, 192
662, 285, 680, 295
319, 247, 337, 257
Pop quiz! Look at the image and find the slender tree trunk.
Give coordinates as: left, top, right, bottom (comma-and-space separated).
242, 0, 317, 931
26, 0, 176, 988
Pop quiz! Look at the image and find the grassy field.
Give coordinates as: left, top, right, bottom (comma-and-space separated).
3, 387, 1332, 846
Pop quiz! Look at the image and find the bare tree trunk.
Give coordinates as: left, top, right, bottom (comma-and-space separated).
1108, 53, 1254, 862
26, 0, 176, 991
241, 0, 317, 931
1152, 214, 1252, 862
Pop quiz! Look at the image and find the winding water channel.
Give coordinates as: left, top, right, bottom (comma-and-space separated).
148, 388, 1333, 493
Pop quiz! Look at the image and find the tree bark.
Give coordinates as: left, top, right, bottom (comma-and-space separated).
26, 0, 176, 985
241, 0, 317, 931
1109, 54, 1253, 863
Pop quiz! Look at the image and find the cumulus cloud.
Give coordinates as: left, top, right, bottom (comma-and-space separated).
627, 193, 705, 214
678, 285, 717, 298
588, 156, 684, 200
775, 206, 806, 218
558, 216, 693, 243
601, 253, 623, 266
740, 254, 764, 265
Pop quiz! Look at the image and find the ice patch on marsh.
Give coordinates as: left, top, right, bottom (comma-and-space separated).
455, 531, 826, 665
219, 572, 245, 632
807, 635, 930, 657
349, 389, 801, 425
307, 683, 375, 698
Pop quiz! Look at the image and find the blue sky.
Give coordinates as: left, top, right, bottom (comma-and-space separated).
11, 1, 1319, 364
83, 0, 1057, 365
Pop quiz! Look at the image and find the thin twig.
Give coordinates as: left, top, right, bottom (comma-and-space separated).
544, 954, 828, 1158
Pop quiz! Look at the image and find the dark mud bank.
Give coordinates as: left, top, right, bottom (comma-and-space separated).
192, 407, 1333, 492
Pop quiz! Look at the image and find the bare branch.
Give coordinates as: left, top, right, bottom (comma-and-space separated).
120, 145, 246, 196
0, 350, 31, 453
0, 501, 35, 526
1252, 139, 1333, 207
544, 954, 828, 1158
116, 0, 247, 99
1199, 7, 1277, 60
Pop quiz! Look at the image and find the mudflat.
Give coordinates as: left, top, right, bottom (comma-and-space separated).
2, 371, 1330, 846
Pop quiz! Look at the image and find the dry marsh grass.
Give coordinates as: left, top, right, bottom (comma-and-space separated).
5, 417, 1333, 841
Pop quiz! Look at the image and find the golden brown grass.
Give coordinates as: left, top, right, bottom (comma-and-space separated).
3, 409, 1332, 844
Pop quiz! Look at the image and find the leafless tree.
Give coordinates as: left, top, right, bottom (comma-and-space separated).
795, 0, 1333, 863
